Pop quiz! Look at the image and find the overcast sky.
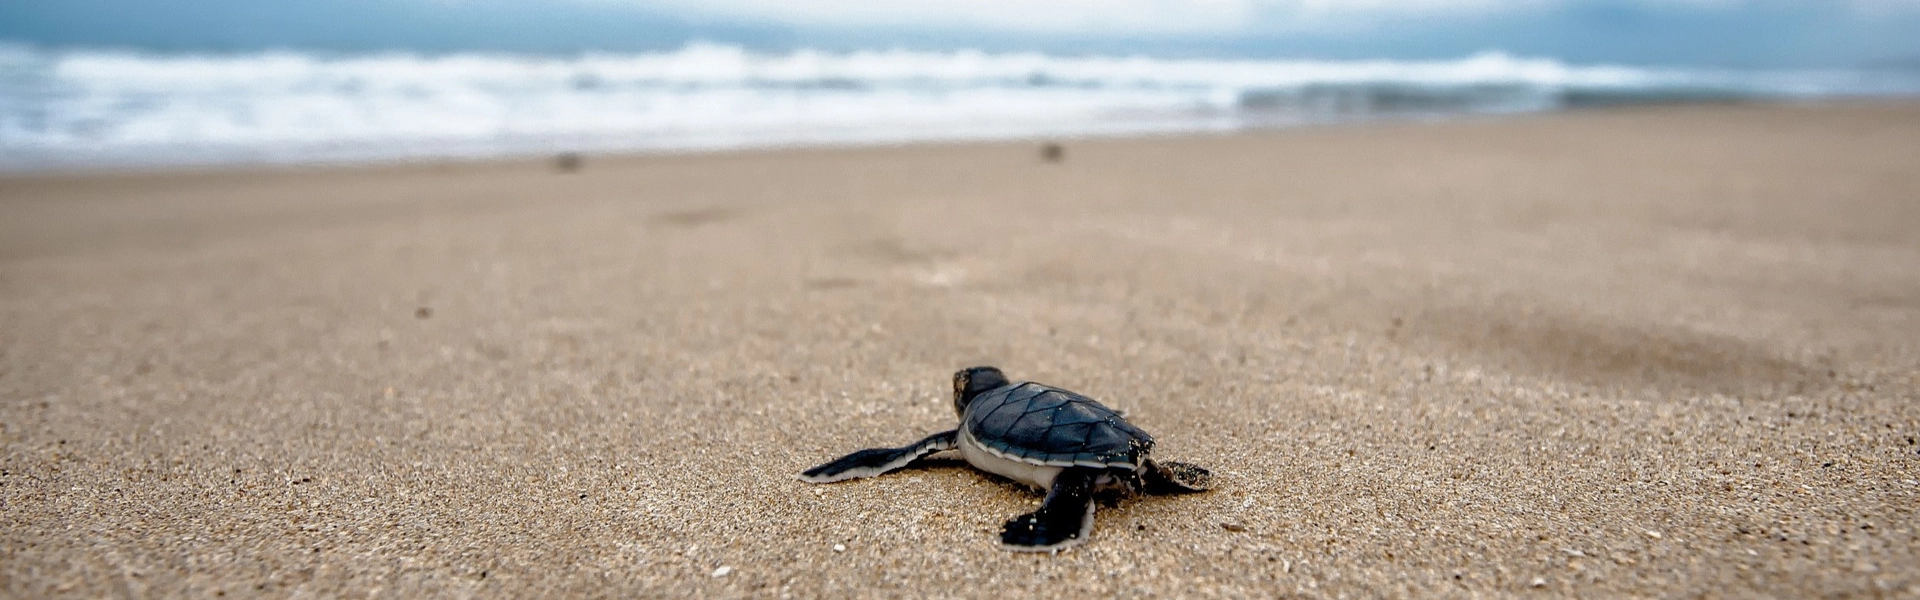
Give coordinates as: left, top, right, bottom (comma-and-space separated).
638, 0, 1912, 35
4, 0, 1919, 66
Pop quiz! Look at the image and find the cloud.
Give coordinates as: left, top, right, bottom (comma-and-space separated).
639, 0, 1257, 34
613, 0, 1920, 35
625, 0, 1581, 35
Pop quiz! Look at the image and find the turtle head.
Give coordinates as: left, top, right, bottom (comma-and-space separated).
952, 366, 1010, 416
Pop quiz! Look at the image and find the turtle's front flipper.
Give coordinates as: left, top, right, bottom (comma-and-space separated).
798, 430, 958, 483
1000, 467, 1097, 552
1141, 459, 1211, 494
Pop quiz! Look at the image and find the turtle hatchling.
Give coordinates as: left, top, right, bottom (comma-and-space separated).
799, 366, 1212, 552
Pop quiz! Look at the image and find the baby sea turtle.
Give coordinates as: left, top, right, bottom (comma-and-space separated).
799, 366, 1212, 552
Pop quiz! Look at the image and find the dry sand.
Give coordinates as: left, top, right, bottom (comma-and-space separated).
3, 103, 1918, 598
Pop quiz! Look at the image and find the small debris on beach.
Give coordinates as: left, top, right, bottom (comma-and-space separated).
554, 152, 583, 173
1040, 142, 1064, 163
1221, 523, 1246, 532
414, 307, 432, 319
832, 544, 846, 553
711, 566, 732, 578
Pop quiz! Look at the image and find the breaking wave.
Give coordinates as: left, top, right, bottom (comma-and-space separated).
1, 42, 1914, 170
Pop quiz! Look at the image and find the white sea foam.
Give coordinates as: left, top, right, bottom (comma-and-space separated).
0, 43, 1912, 170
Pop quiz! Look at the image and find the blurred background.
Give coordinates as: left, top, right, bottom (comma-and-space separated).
6, 4, 1920, 595
4, 0, 1919, 171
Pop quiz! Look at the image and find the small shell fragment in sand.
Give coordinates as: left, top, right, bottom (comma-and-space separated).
711, 566, 732, 578
833, 544, 846, 552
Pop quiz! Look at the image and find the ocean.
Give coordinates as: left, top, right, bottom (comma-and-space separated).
2, 42, 1916, 172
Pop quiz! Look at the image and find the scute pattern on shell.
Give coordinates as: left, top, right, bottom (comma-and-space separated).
964, 382, 1153, 467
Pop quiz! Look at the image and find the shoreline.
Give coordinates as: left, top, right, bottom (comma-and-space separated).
4, 98, 1905, 179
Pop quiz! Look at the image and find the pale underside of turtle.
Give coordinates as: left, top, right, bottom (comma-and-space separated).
799, 367, 1212, 552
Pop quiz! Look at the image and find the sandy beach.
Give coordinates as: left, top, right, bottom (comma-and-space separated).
3, 103, 1918, 597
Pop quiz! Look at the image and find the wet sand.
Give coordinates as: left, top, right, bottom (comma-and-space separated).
3, 103, 1918, 597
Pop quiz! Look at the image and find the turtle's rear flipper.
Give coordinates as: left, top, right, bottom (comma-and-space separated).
798, 430, 957, 483
1001, 467, 1097, 552
1142, 460, 1211, 494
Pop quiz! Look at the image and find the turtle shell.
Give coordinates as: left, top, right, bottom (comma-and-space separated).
961, 382, 1153, 469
